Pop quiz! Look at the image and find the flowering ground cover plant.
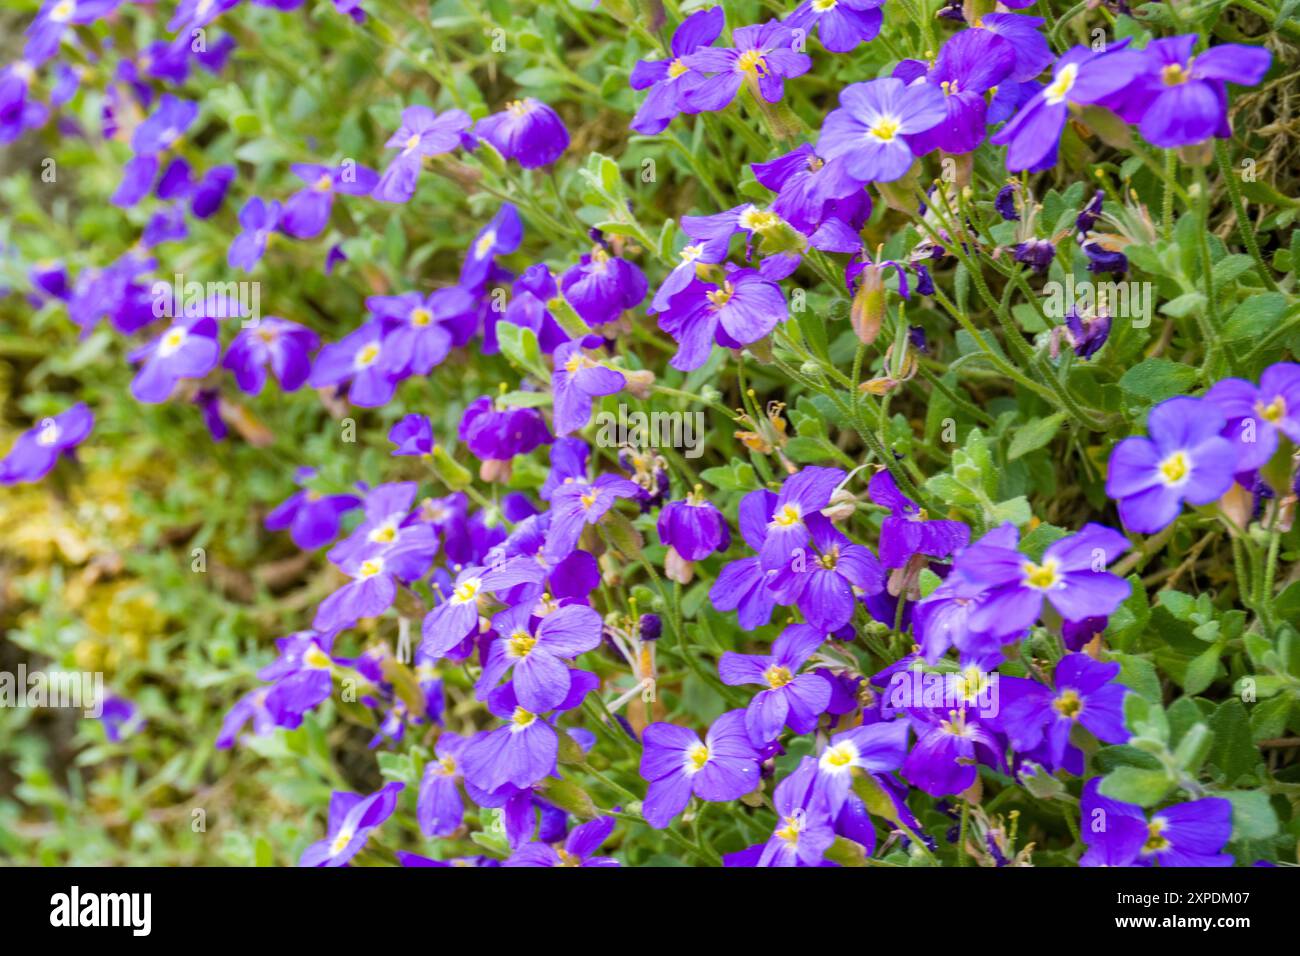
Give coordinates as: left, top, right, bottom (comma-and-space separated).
1, 0, 1299, 870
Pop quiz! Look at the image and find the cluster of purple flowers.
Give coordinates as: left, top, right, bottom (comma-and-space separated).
5, 0, 1281, 871
1107, 362, 1300, 535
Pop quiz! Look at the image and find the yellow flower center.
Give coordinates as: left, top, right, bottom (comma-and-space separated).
775, 816, 803, 844
404, 133, 421, 152
369, 523, 397, 543
1021, 558, 1060, 591
868, 116, 902, 142
1143, 819, 1170, 853
410, 307, 433, 327
355, 342, 381, 368
508, 630, 537, 658
687, 744, 710, 771
823, 743, 855, 768
1257, 396, 1286, 424
51, 0, 75, 21
358, 558, 384, 578
1161, 62, 1190, 86
737, 49, 767, 74
812, 0, 838, 10
159, 327, 187, 355
453, 579, 480, 603
1044, 63, 1079, 105
667, 59, 689, 79
1158, 450, 1189, 486
765, 664, 794, 689
507, 99, 529, 116
1053, 688, 1083, 719
772, 503, 802, 527
511, 706, 537, 728
314, 173, 334, 192
304, 645, 333, 669
707, 282, 735, 309
739, 207, 780, 232
330, 828, 355, 855
580, 492, 598, 510
475, 229, 497, 259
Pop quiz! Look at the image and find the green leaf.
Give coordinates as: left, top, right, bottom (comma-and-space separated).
1220, 790, 1279, 841
1118, 358, 1199, 403
1181, 645, 1221, 695
1008, 411, 1067, 460
1224, 293, 1290, 343
1098, 766, 1175, 808
1207, 700, 1259, 786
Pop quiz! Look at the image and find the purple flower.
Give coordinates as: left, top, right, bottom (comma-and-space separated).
168, 0, 239, 33
682, 20, 811, 113
228, 197, 282, 272
299, 781, 404, 867
418, 732, 469, 836
742, 757, 837, 867
990, 44, 1145, 172
892, 28, 1014, 156
639, 710, 761, 828
389, 414, 434, 456
903, 704, 1005, 797
477, 603, 604, 712
475, 98, 569, 169
759, 465, 844, 571
265, 468, 362, 550
307, 320, 396, 407
657, 491, 731, 562
710, 489, 779, 629
1123, 35, 1271, 149
373, 106, 471, 203
751, 143, 869, 236
0, 403, 93, 485
1106, 396, 1237, 534
657, 267, 789, 372
459, 394, 553, 461
552, 337, 626, 436
785, 0, 883, 54
954, 523, 1131, 641
130, 93, 197, 155
1079, 778, 1233, 867
26, 0, 122, 66
869, 469, 969, 569
998, 653, 1130, 771
256, 631, 338, 729
190, 165, 234, 219
282, 161, 379, 238
973, 13, 1054, 83
817, 77, 947, 184
719, 624, 832, 746
543, 473, 642, 564
129, 313, 221, 404
1203, 362, 1300, 473
812, 719, 910, 815
628, 7, 724, 134
462, 204, 523, 290
223, 317, 319, 394
506, 816, 619, 867
1058, 305, 1112, 360
460, 676, 596, 791
560, 246, 648, 327
97, 694, 144, 742
769, 517, 885, 633
368, 287, 476, 376
419, 560, 547, 660
0, 64, 47, 145
913, 571, 1004, 663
